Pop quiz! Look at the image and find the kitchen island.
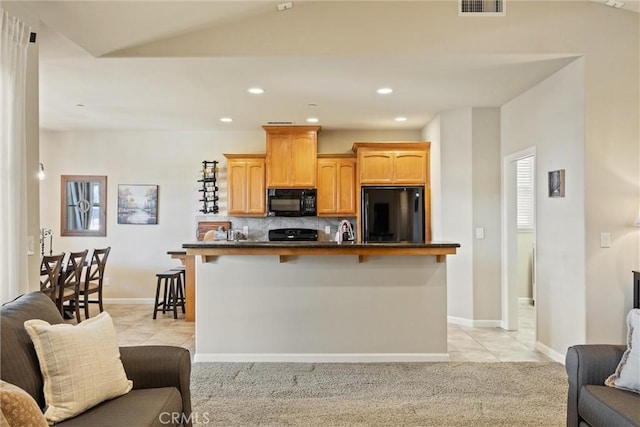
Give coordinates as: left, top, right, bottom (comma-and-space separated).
183, 241, 459, 362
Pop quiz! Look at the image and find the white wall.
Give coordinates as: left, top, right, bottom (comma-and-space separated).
439, 108, 474, 321
39, 129, 420, 300
195, 255, 448, 361
502, 58, 587, 353
423, 117, 442, 241
319, 129, 421, 153
40, 130, 263, 300
436, 108, 501, 324
471, 108, 502, 322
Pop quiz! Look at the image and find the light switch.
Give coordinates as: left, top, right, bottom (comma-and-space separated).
242, 226, 249, 236
325, 226, 331, 235
600, 232, 611, 248
475, 227, 485, 239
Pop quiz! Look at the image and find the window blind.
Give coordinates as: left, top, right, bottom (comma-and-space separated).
516, 156, 534, 230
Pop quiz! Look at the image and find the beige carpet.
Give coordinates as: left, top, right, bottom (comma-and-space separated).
190, 362, 568, 426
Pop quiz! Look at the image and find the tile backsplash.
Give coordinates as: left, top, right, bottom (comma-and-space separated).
195, 215, 356, 242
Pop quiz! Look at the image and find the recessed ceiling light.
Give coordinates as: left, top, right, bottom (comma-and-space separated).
377, 87, 393, 95
248, 87, 264, 94
394, 116, 407, 122
306, 117, 319, 123
220, 117, 233, 123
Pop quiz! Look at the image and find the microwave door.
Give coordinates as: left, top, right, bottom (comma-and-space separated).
270, 198, 300, 215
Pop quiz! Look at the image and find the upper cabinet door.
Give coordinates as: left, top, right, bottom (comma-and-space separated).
225, 155, 266, 217
265, 126, 319, 188
227, 160, 249, 214
358, 151, 394, 184
317, 157, 356, 216
336, 159, 356, 214
317, 160, 338, 214
290, 132, 317, 188
266, 133, 292, 188
246, 160, 266, 214
356, 145, 429, 185
394, 151, 427, 184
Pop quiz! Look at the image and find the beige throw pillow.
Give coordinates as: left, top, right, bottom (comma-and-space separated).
0, 380, 48, 427
605, 308, 640, 394
24, 311, 133, 424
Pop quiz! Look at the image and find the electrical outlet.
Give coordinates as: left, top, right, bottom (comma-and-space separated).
242, 225, 249, 236
600, 232, 611, 248
104, 277, 110, 287
325, 226, 331, 235
27, 236, 34, 254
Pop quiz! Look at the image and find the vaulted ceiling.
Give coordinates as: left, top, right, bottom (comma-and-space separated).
12, 0, 638, 131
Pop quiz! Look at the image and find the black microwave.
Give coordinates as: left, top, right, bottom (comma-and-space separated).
267, 189, 316, 217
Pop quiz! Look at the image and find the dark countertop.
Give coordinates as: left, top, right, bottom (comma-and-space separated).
182, 241, 460, 249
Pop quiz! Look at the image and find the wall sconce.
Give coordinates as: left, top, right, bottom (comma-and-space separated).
38, 163, 45, 181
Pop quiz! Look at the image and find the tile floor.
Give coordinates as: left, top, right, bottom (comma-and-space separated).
100, 299, 547, 362
448, 301, 550, 362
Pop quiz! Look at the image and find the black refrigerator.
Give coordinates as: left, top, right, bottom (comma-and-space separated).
361, 186, 425, 243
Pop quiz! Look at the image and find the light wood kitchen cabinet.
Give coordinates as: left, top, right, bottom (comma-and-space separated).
317, 155, 357, 216
354, 143, 429, 185
264, 126, 319, 188
224, 154, 266, 216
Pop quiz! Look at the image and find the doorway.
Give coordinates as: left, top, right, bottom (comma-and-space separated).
502, 148, 537, 343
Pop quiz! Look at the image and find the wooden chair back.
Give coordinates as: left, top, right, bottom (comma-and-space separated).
84, 247, 111, 286
40, 254, 65, 302
58, 250, 88, 322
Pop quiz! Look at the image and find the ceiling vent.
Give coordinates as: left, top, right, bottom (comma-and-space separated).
267, 121, 295, 125
459, 0, 505, 15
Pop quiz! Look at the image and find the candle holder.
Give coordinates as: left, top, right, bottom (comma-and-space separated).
39, 228, 52, 257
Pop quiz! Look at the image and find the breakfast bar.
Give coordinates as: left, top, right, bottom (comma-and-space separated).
182, 241, 459, 362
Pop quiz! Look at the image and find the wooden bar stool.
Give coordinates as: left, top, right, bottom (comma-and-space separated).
170, 266, 186, 314
153, 271, 183, 319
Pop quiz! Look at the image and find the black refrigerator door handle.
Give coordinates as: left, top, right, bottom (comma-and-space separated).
362, 192, 369, 243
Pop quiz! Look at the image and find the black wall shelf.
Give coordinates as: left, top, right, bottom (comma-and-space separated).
198, 160, 219, 214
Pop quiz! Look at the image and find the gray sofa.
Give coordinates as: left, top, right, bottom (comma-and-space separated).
566, 345, 639, 427
1, 292, 192, 426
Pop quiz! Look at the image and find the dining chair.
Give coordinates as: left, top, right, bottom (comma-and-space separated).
79, 247, 111, 319
57, 249, 88, 323
40, 253, 65, 302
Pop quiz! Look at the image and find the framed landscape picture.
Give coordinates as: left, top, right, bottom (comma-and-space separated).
118, 184, 158, 224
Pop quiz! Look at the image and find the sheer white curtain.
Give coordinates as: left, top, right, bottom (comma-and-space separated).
0, 9, 31, 303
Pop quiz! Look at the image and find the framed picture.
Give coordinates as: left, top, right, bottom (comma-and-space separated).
548, 170, 565, 198
117, 184, 158, 224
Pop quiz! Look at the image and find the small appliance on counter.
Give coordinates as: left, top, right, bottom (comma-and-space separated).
335, 219, 355, 244
268, 228, 318, 242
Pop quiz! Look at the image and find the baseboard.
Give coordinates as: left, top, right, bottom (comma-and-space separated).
103, 298, 155, 304
535, 341, 565, 364
448, 316, 502, 328
194, 353, 451, 363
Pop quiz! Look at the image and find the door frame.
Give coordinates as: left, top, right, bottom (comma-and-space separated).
501, 146, 536, 331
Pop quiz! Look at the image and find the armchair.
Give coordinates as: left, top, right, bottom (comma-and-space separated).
1, 292, 192, 426
566, 345, 639, 427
